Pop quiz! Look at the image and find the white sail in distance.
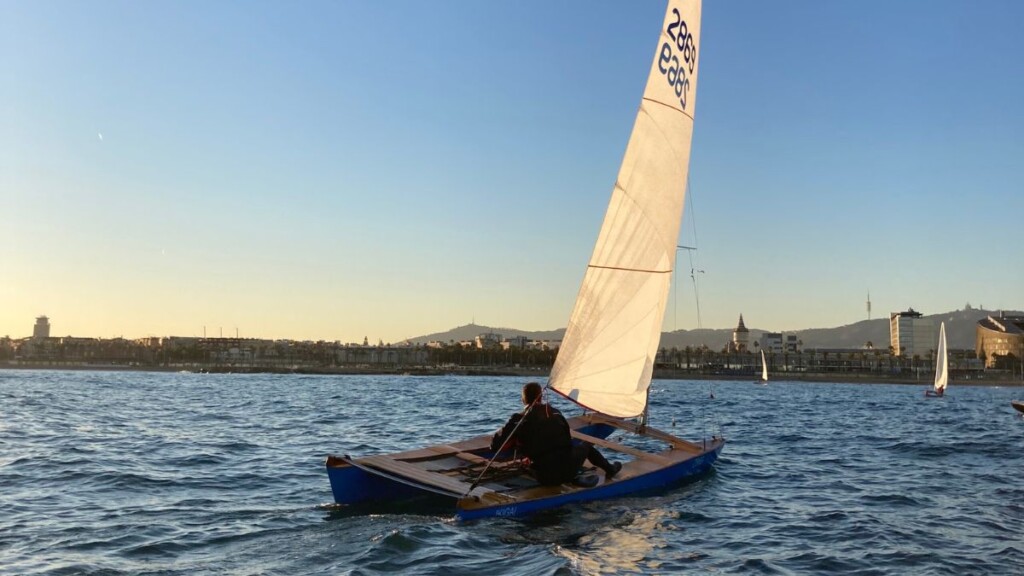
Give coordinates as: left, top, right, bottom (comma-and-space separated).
934, 322, 948, 393
550, 0, 702, 418
761, 350, 769, 382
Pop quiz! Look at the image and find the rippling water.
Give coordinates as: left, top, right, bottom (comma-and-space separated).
1, 369, 1022, 574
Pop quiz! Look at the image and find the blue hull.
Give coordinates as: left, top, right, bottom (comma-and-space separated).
456, 439, 724, 521
325, 422, 616, 506
326, 419, 724, 521
326, 460, 435, 505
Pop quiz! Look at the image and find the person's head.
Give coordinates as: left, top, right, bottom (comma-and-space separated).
521, 382, 543, 406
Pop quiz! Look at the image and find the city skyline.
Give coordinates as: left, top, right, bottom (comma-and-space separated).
6, 304, 1014, 351
4, 1, 1023, 344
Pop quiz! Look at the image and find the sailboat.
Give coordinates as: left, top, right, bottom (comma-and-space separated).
325, 0, 723, 520
925, 322, 949, 397
756, 349, 768, 384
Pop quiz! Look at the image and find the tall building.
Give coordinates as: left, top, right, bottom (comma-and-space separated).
976, 312, 1024, 368
889, 308, 935, 357
33, 316, 50, 340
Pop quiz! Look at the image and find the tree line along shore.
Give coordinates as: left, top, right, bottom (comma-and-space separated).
3, 361, 1022, 387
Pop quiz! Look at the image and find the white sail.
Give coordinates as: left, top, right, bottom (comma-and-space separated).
934, 321, 948, 393
760, 349, 768, 382
550, 0, 702, 418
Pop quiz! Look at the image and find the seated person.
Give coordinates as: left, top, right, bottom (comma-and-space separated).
490, 381, 621, 485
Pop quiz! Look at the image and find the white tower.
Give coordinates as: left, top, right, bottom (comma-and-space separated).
33, 316, 50, 340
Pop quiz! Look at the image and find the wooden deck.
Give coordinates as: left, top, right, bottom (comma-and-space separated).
570, 430, 674, 466
352, 454, 505, 501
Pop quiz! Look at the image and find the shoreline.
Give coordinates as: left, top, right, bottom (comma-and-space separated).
3, 362, 1023, 387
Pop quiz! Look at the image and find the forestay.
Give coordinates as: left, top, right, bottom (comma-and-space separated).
550, 0, 702, 418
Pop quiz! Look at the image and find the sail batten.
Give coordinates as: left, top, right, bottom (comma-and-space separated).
588, 265, 672, 274
550, 0, 702, 418
642, 97, 697, 120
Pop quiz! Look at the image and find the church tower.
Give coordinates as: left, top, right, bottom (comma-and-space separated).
731, 314, 749, 352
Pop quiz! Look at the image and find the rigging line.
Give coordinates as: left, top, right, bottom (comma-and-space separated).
677, 245, 704, 331
465, 394, 541, 495
688, 250, 703, 330
675, 180, 697, 332
673, 250, 678, 331
687, 180, 700, 254
701, 382, 707, 447
684, 181, 704, 330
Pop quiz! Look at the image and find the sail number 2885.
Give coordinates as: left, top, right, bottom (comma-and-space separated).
658, 8, 697, 111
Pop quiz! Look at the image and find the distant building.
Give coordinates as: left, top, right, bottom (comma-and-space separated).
729, 315, 749, 353
33, 316, 50, 340
528, 339, 561, 351
760, 332, 783, 354
474, 332, 502, 349
756, 331, 801, 355
976, 312, 1024, 368
785, 334, 802, 353
889, 308, 936, 358
501, 335, 529, 350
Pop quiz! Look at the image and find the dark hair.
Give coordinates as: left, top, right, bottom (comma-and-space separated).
521, 382, 543, 405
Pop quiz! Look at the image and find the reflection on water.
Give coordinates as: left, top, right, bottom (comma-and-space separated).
559, 508, 671, 574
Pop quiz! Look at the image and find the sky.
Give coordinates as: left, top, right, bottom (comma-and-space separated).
2, 0, 1023, 343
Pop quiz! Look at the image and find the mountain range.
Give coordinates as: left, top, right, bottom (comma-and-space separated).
408, 307, 1018, 351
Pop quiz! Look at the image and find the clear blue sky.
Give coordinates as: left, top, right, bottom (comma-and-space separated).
2, 0, 1022, 343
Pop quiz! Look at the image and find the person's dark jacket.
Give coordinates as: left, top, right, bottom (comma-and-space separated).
490, 403, 575, 485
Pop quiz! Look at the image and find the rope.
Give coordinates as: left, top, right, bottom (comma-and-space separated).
465, 394, 540, 495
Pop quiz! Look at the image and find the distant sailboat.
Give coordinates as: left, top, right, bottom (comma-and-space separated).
757, 349, 768, 385
925, 322, 948, 398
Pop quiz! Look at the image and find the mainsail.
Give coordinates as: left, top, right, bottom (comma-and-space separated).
760, 350, 769, 382
934, 322, 948, 393
550, 0, 702, 418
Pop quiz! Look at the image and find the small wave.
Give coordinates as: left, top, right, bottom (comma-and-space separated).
993, 546, 1024, 561
780, 551, 873, 574
861, 493, 923, 507
735, 557, 788, 574
166, 453, 230, 467
880, 441, 958, 458
775, 433, 811, 443
122, 539, 193, 559
807, 510, 849, 522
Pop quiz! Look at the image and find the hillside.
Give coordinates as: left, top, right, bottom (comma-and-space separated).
409, 308, 1017, 350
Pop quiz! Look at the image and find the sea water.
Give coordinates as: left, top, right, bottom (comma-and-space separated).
1, 369, 1022, 574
